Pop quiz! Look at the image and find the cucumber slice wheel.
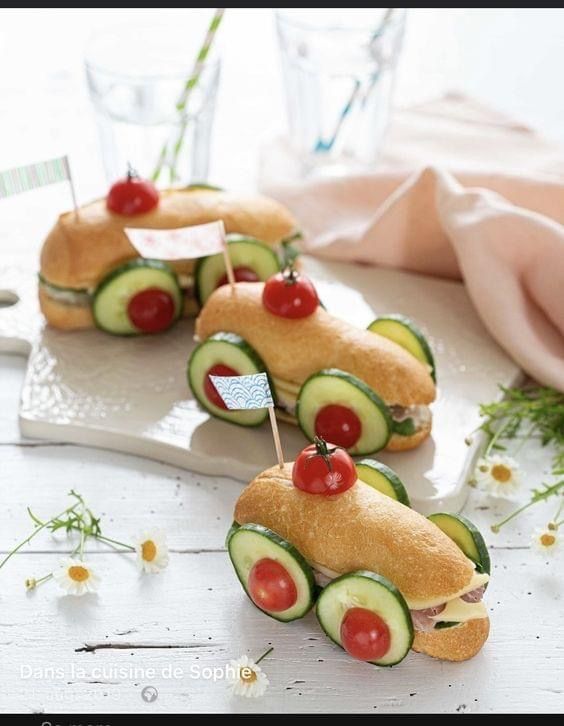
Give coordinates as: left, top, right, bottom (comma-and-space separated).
195, 235, 281, 305
368, 315, 436, 382
427, 513, 491, 574
355, 459, 411, 507
316, 571, 414, 666
188, 332, 270, 426
296, 369, 392, 455
227, 523, 316, 622
92, 259, 182, 336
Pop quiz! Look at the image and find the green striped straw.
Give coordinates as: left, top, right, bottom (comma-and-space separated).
152, 8, 225, 183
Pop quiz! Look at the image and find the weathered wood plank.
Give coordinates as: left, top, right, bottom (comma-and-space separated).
0, 550, 561, 714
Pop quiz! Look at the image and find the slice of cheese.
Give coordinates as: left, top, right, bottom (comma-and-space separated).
406, 570, 489, 611
312, 562, 489, 616
431, 597, 488, 623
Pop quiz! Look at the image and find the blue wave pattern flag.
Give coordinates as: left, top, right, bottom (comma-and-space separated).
209, 372, 273, 410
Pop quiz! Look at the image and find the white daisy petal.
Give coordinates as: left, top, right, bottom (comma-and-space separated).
227, 655, 269, 699
531, 527, 560, 556
474, 454, 521, 500
53, 558, 99, 597
133, 529, 169, 574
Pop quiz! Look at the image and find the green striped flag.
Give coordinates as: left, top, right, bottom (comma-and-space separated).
0, 156, 71, 199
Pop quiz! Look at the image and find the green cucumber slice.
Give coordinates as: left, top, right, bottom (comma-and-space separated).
188, 332, 269, 426
355, 459, 411, 507
227, 523, 316, 622
92, 259, 182, 336
427, 513, 490, 575
434, 621, 460, 630
316, 571, 413, 666
368, 315, 436, 382
195, 235, 281, 305
296, 369, 392, 455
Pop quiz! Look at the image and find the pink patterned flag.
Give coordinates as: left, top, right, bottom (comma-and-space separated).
125, 220, 226, 260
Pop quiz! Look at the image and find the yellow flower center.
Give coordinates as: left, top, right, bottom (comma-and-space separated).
240, 667, 257, 684
142, 540, 157, 562
540, 533, 556, 547
491, 464, 512, 483
68, 565, 89, 582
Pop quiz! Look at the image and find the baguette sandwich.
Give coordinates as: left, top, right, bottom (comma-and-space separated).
194, 282, 436, 452
229, 462, 490, 664
39, 187, 297, 333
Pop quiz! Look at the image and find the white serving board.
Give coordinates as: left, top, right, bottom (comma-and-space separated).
0, 258, 520, 512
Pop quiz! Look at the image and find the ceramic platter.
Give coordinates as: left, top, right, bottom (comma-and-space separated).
0, 257, 520, 513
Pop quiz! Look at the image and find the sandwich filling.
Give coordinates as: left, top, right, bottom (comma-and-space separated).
311, 561, 489, 632
39, 274, 195, 307
272, 376, 431, 438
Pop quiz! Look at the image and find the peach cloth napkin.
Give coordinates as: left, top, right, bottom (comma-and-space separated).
260, 95, 564, 391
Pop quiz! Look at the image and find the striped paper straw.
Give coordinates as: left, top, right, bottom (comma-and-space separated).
152, 8, 225, 181
0, 156, 69, 199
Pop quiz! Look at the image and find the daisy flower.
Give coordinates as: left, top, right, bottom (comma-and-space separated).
531, 527, 560, 556
134, 529, 169, 574
53, 558, 99, 596
227, 655, 269, 698
475, 454, 521, 499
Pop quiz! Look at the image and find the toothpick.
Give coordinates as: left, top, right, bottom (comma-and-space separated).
219, 220, 236, 293
63, 155, 79, 219
268, 405, 285, 470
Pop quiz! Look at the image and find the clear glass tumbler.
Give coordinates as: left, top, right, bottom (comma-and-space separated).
276, 9, 406, 175
85, 23, 220, 186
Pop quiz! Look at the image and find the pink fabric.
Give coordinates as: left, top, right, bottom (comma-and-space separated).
262, 96, 564, 391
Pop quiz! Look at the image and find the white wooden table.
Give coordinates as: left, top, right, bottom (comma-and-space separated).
1, 9, 563, 715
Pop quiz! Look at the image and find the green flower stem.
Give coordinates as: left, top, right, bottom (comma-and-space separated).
484, 416, 515, 457
94, 534, 135, 552
0, 501, 81, 571
34, 574, 53, 587
491, 500, 537, 533
255, 646, 274, 665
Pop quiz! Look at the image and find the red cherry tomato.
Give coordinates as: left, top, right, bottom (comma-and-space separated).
262, 271, 318, 319
216, 266, 260, 288
203, 363, 239, 409
340, 607, 391, 661
127, 288, 176, 333
292, 437, 356, 496
248, 558, 298, 612
107, 167, 159, 215
315, 404, 362, 450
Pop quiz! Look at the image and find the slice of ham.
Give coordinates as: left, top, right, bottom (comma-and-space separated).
461, 585, 486, 603
410, 603, 446, 632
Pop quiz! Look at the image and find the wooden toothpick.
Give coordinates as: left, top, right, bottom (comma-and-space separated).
219, 220, 236, 293
268, 405, 285, 470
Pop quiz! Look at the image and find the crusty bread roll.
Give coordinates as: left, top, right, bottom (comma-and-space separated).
39, 188, 297, 330
234, 464, 489, 662
196, 283, 436, 409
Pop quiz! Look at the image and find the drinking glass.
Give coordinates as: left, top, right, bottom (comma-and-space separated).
276, 9, 406, 175
85, 23, 221, 186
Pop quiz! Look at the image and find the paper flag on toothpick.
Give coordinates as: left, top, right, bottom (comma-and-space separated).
0, 155, 78, 214
209, 372, 273, 410
125, 220, 236, 293
125, 220, 226, 260
209, 372, 284, 468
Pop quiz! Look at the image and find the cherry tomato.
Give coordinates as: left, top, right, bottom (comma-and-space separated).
248, 558, 297, 612
340, 607, 391, 661
127, 288, 176, 333
292, 437, 356, 496
107, 167, 159, 215
216, 266, 260, 288
204, 363, 239, 409
314, 404, 362, 450
262, 270, 318, 319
